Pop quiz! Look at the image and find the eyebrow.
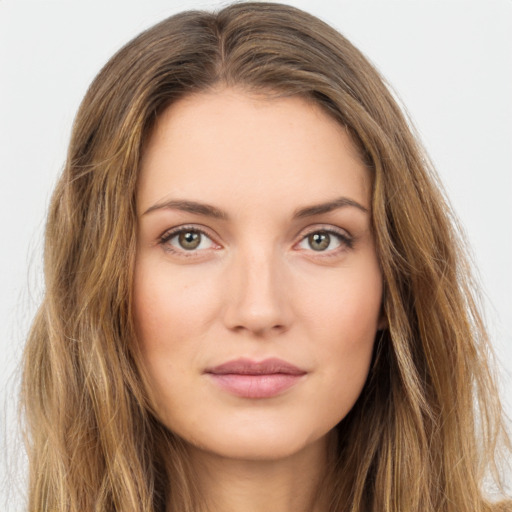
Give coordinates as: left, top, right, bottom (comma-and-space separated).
143, 199, 228, 219
293, 197, 368, 218
143, 196, 368, 219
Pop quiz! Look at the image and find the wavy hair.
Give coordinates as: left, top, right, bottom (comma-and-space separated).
21, 2, 510, 511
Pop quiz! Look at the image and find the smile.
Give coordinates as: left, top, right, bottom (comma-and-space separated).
205, 358, 307, 399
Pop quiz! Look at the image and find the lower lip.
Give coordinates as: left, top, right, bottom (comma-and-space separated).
207, 373, 304, 398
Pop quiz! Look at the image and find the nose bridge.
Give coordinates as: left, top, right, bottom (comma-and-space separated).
223, 241, 289, 335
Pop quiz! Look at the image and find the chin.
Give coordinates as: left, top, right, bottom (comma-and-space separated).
179, 419, 331, 463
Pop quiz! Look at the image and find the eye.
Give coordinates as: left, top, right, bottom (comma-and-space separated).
160, 227, 218, 253
296, 229, 352, 253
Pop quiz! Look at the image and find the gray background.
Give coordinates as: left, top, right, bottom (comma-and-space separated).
1, 0, 511, 508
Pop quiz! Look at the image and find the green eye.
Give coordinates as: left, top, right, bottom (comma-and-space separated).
178, 231, 202, 250
308, 232, 331, 251
297, 228, 351, 253
161, 228, 216, 253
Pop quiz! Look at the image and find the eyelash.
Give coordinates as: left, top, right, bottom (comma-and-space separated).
158, 225, 354, 257
159, 225, 219, 257
296, 227, 354, 255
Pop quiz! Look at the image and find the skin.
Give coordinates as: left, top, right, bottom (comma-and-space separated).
133, 88, 384, 512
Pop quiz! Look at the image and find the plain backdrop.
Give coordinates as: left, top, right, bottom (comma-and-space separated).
1, 0, 511, 508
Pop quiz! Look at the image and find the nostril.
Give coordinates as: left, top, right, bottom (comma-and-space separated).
231, 322, 287, 337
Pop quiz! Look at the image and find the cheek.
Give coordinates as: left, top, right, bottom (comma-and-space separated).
132, 260, 217, 347
297, 259, 382, 412
299, 258, 383, 346
131, 259, 218, 405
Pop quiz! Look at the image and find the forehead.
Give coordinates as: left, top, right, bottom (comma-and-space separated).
138, 88, 371, 216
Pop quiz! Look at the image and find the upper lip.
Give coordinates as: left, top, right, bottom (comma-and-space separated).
206, 357, 306, 376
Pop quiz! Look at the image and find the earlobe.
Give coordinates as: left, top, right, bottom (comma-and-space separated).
377, 287, 387, 331
377, 301, 388, 331
377, 314, 388, 331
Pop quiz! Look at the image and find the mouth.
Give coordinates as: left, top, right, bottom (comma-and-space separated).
204, 358, 307, 399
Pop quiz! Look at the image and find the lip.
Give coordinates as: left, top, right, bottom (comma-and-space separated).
205, 358, 307, 399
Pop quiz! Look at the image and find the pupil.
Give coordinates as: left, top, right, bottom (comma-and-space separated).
309, 232, 330, 251
179, 231, 201, 250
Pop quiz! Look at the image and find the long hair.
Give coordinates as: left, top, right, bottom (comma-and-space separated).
21, 2, 510, 511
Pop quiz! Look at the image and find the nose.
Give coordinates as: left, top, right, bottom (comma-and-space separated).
222, 246, 292, 337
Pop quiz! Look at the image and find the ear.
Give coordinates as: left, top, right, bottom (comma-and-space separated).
377, 303, 388, 331
377, 316, 388, 331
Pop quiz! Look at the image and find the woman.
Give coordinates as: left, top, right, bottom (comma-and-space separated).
21, 2, 511, 511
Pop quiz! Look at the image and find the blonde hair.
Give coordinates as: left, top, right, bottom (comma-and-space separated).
21, 2, 510, 511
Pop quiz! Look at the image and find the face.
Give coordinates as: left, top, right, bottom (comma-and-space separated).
133, 88, 383, 462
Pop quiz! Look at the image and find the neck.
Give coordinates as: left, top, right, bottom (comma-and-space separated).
185, 436, 331, 512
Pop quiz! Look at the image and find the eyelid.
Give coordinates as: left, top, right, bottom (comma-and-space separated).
159, 224, 222, 255
299, 223, 352, 238
294, 224, 354, 252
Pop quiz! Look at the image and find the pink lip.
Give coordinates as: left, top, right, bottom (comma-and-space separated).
205, 358, 307, 399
